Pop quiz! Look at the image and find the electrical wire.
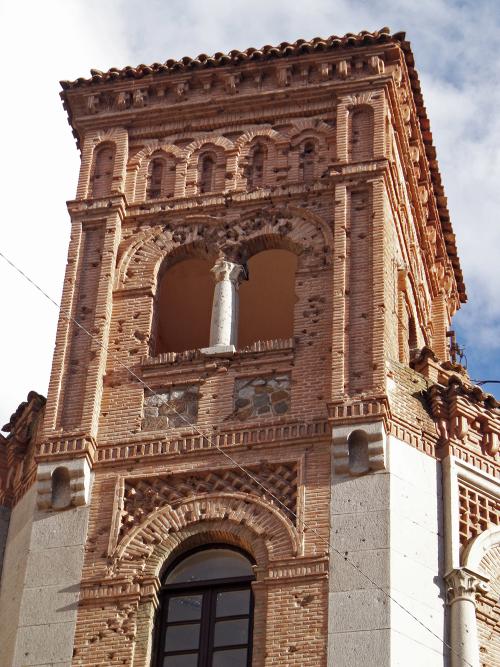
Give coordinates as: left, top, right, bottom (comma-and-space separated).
0, 248, 474, 667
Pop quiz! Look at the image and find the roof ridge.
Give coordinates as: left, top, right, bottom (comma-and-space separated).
60, 26, 397, 89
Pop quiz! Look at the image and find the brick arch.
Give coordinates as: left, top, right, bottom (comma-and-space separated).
184, 138, 233, 195
184, 135, 235, 159
461, 525, 500, 572
115, 218, 220, 289
239, 204, 334, 249
130, 144, 187, 202
284, 119, 337, 143
234, 127, 285, 153
113, 492, 299, 579
461, 528, 500, 665
115, 207, 332, 290
91, 127, 126, 146
236, 232, 304, 264
128, 142, 186, 170
290, 129, 328, 148
78, 127, 128, 199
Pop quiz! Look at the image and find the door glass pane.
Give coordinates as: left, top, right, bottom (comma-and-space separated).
163, 654, 198, 667
166, 549, 252, 584
168, 595, 202, 621
165, 623, 200, 651
212, 648, 247, 667
216, 589, 250, 617
214, 619, 249, 647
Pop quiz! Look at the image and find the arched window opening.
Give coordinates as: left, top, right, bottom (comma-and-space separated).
348, 107, 374, 162
147, 155, 176, 199
246, 143, 267, 189
155, 547, 254, 667
91, 143, 115, 197
198, 153, 216, 194
348, 430, 369, 475
238, 249, 298, 348
300, 141, 316, 184
51, 466, 71, 509
147, 157, 165, 199
155, 257, 213, 354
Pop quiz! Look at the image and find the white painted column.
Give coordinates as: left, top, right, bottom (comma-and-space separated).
445, 567, 489, 667
202, 258, 245, 354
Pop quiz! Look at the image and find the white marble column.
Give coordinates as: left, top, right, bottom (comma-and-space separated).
201, 258, 245, 354
445, 567, 489, 667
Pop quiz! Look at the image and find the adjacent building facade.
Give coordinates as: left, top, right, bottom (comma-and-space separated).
0, 27, 499, 667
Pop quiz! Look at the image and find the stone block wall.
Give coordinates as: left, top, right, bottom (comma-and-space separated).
234, 374, 291, 420
142, 385, 199, 430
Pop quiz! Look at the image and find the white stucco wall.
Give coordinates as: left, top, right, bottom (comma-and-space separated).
329, 433, 446, 666
0, 478, 91, 667
388, 436, 445, 666
0, 486, 36, 667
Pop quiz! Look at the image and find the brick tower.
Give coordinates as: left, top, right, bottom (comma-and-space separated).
1, 27, 499, 667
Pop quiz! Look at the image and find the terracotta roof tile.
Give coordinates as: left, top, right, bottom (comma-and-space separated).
59, 27, 395, 89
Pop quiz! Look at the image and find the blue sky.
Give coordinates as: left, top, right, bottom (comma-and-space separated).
0, 0, 499, 425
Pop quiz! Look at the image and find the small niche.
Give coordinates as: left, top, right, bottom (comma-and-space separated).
51, 466, 71, 509
348, 430, 370, 475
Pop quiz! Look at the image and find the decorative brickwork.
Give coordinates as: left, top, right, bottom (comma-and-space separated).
118, 461, 299, 541
459, 482, 500, 546
0, 392, 45, 507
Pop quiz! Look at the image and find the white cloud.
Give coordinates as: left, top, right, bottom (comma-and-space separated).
1, 0, 499, 427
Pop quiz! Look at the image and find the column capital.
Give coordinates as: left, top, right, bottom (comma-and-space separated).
211, 257, 245, 285
444, 567, 489, 606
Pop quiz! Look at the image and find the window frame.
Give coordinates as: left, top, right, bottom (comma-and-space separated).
153, 546, 255, 667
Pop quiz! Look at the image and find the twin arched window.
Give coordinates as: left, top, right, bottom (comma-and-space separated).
154, 249, 298, 355
155, 547, 254, 667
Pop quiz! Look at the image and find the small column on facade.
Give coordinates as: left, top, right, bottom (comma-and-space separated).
445, 567, 489, 667
201, 257, 245, 354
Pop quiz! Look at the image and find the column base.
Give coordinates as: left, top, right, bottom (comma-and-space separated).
200, 344, 236, 356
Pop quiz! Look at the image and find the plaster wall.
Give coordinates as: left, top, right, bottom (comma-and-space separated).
328, 435, 445, 666
0, 486, 35, 667
388, 436, 446, 666
0, 505, 11, 579
0, 484, 91, 667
